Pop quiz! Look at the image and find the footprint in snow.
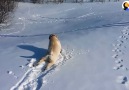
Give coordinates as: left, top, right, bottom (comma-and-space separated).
19, 65, 25, 69
7, 71, 18, 79
112, 54, 119, 59
116, 76, 128, 84
112, 27, 129, 70
112, 26, 129, 89
115, 58, 123, 63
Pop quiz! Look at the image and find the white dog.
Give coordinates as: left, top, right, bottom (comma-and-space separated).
34, 34, 62, 70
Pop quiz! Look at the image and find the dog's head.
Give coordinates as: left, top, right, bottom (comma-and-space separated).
49, 34, 58, 40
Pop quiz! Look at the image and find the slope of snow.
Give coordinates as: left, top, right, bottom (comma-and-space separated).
0, 1, 129, 90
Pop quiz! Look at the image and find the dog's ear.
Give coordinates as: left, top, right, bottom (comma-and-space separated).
54, 34, 58, 38
49, 34, 54, 39
49, 34, 58, 39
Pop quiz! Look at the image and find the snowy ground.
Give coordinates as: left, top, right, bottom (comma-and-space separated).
0, 1, 129, 90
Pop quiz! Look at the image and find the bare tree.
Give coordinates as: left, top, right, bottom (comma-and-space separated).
0, 0, 17, 23
89, 0, 94, 2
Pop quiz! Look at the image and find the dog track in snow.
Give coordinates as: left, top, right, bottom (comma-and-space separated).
7, 71, 18, 79
112, 27, 129, 70
10, 49, 73, 90
112, 26, 129, 89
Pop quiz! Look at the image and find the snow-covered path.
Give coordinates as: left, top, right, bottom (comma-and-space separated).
10, 49, 72, 90
0, 1, 129, 90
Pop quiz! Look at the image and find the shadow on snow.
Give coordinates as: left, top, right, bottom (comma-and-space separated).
17, 44, 48, 60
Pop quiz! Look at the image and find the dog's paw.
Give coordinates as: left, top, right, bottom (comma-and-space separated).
32, 62, 39, 67
42, 68, 46, 72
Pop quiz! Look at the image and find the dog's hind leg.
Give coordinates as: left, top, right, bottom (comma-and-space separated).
33, 55, 48, 67
60, 48, 62, 53
45, 61, 55, 70
37, 55, 48, 65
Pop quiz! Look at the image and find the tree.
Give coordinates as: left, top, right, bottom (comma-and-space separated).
0, 0, 17, 23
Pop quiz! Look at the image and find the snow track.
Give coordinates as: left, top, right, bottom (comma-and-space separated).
112, 26, 129, 70
112, 26, 129, 89
10, 49, 73, 90
1, 21, 129, 38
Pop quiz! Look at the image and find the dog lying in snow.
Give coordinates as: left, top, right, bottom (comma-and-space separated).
34, 34, 62, 70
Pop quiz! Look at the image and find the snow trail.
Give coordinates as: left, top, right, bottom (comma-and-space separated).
10, 49, 73, 90
1, 21, 129, 38
112, 26, 129, 89
112, 26, 129, 71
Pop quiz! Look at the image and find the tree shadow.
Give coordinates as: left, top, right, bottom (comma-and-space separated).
17, 45, 48, 61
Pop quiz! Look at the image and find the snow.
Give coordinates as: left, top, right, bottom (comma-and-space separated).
10, 49, 71, 90
19, 65, 25, 69
116, 76, 127, 84
27, 58, 37, 68
7, 71, 18, 79
0, 1, 129, 90
7, 71, 14, 75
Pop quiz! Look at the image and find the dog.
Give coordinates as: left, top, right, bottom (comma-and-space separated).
34, 34, 62, 70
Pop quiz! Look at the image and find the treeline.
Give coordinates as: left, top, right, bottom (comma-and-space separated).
86, 0, 120, 2
74, 0, 120, 3
17, 0, 120, 3
18, 0, 63, 3
0, 0, 17, 23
